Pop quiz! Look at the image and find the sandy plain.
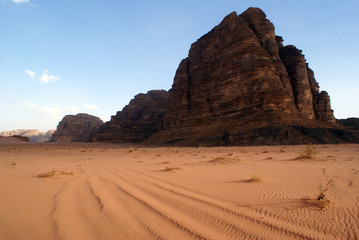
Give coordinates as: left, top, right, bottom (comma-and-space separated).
0, 139, 358, 240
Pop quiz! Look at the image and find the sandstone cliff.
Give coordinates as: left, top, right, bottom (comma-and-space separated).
93, 90, 168, 143
144, 7, 356, 146
51, 113, 103, 142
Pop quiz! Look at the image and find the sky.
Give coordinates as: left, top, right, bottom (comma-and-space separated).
1, 0, 358, 132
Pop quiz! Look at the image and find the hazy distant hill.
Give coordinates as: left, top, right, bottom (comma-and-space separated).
0, 129, 55, 143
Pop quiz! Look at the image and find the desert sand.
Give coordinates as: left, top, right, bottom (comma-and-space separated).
0, 141, 358, 240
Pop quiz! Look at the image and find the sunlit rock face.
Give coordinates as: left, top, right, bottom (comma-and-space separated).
51, 113, 103, 142
145, 8, 353, 146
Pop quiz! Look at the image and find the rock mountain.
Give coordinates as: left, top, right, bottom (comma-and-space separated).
93, 90, 168, 143
55, 7, 358, 146
145, 8, 358, 145
51, 113, 103, 142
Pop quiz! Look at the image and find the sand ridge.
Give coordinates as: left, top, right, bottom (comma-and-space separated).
0, 144, 358, 239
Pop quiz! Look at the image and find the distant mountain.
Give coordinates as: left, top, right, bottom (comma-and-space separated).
0, 129, 55, 143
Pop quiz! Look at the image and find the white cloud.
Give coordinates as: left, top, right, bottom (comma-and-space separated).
25, 69, 35, 79
83, 104, 99, 110
39, 69, 59, 83
23, 101, 38, 108
22, 101, 80, 119
25, 68, 59, 83
66, 106, 79, 112
39, 105, 64, 119
12, 0, 29, 4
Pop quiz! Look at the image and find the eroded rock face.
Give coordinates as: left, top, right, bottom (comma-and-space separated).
93, 90, 168, 143
51, 113, 103, 142
163, 8, 296, 130
279, 45, 335, 122
145, 7, 347, 146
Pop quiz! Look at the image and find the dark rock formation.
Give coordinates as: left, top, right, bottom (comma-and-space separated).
93, 90, 168, 143
339, 118, 359, 130
279, 45, 335, 122
51, 113, 103, 142
144, 7, 356, 146
12, 135, 30, 142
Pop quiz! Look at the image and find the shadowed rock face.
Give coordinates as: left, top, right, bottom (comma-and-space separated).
144, 7, 355, 146
339, 118, 359, 130
51, 113, 104, 142
93, 90, 168, 143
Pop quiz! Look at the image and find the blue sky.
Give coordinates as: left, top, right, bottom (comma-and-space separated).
1, 0, 358, 131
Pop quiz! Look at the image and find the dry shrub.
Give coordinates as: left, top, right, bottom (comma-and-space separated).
38, 170, 74, 178
300, 145, 316, 159
250, 174, 262, 182
316, 179, 334, 207
208, 157, 240, 164
164, 167, 183, 172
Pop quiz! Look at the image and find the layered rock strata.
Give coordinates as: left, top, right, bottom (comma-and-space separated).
51, 113, 103, 142
93, 90, 168, 143
145, 7, 354, 146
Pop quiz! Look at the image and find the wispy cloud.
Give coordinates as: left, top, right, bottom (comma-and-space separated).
11, 0, 29, 4
39, 105, 64, 119
22, 101, 38, 108
25, 69, 60, 83
83, 104, 99, 110
66, 106, 79, 112
25, 69, 35, 79
39, 69, 59, 83
22, 101, 100, 120
22, 102, 77, 119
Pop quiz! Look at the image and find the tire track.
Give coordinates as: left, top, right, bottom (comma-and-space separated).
86, 163, 334, 240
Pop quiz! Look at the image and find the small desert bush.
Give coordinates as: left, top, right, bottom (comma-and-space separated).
164, 167, 183, 172
300, 144, 316, 159
250, 174, 262, 182
208, 157, 240, 164
38, 170, 74, 178
316, 179, 334, 207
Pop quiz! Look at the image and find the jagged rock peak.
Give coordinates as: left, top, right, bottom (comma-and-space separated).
145, 7, 344, 146
51, 113, 103, 142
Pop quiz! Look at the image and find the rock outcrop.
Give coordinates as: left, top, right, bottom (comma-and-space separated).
144, 7, 356, 146
93, 90, 168, 143
51, 113, 103, 142
339, 118, 359, 130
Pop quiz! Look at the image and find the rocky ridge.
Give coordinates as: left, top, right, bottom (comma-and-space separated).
51, 113, 103, 142
0, 129, 55, 143
82, 7, 357, 146
93, 90, 168, 143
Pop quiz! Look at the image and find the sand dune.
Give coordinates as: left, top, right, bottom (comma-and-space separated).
0, 144, 358, 239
